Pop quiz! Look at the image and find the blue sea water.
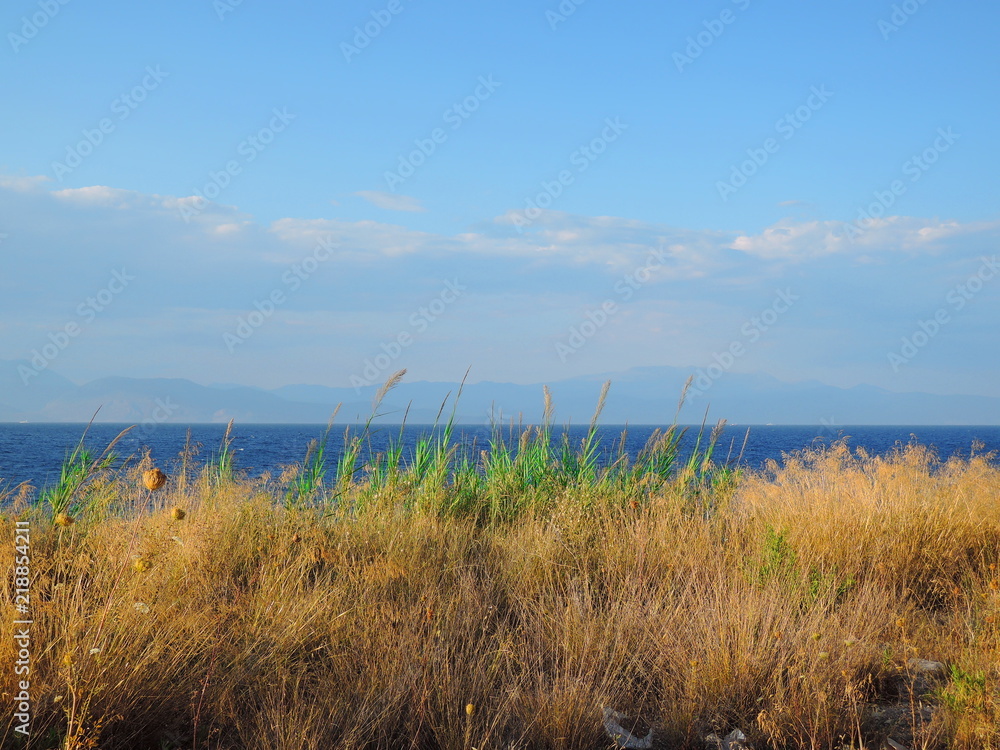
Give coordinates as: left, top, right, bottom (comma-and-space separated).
1, 422, 998, 492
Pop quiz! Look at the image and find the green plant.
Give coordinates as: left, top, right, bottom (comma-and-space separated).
176, 427, 198, 491
8, 389, 1000, 749
205, 418, 237, 485
556, 381, 609, 486
805, 566, 856, 604
36, 415, 132, 519
285, 408, 339, 508
756, 526, 797, 584
940, 664, 988, 713
334, 369, 407, 507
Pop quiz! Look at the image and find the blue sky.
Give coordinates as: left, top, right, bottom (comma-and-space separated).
1, 0, 998, 398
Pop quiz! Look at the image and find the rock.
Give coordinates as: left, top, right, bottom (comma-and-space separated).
879, 657, 948, 702
906, 658, 946, 679
906, 659, 948, 684
705, 729, 751, 750
863, 698, 934, 745
603, 707, 654, 749
904, 658, 947, 700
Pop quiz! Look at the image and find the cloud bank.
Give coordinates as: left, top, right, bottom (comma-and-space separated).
1, 175, 997, 396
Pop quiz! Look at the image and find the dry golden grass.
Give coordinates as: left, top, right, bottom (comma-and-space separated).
3, 441, 1000, 749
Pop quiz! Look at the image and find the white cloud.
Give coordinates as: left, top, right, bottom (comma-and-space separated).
730, 219, 845, 260
729, 217, 999, 261
3, 173, 998, 391
7, 174, 998, 283
0, 174, 50, 192
51, 184, 233, 220
268, 217, 435, 261
52, 185, 156, 209
212, 223, 248, 236
355, 190, 425, 212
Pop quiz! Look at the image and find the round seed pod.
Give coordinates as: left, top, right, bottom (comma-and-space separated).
143, 468, 167, 491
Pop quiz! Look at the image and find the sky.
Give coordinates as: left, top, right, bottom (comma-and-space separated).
1, 0, 998, 399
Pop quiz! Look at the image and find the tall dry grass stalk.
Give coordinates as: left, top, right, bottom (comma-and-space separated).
2, 429, 999, 748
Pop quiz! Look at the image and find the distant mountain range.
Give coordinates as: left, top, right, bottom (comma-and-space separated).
1, 360, 998, 425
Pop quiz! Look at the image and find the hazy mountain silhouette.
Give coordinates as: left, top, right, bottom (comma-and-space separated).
2, 360, 998, 425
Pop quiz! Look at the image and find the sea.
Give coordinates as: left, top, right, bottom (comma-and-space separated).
1, 422, 998, 492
